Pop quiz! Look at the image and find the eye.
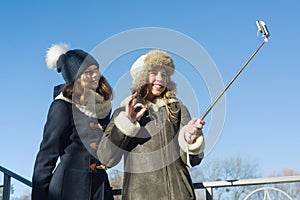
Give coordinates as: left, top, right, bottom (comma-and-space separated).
161, 73, 167, 78
149, 71, 157, 76
84, 69, 99, 77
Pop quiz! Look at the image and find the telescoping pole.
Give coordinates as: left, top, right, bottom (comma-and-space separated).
200, 20, 270, 120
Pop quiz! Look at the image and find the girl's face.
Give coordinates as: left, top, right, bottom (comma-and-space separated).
82, 65, 101, 90
146, 66, 167, 101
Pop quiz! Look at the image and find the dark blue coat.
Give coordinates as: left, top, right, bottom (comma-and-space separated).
32, 97, 113, 200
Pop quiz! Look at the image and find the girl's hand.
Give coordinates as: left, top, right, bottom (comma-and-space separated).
184, 118, 205, 144
125, 92, 147, 122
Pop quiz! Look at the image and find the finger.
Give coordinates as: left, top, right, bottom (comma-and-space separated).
189, 128, 201, 137
190, 134, 198, 141
126, 94, 139, 117
193, 123, 203, 129
187, 129, 196, 134
194, 130, 202, 137
187, 138, 195, 145
133, 103, 145, 113
193, 118, 203, 125
189, 136, 198, 144
198, 119, 205, 125
133, 103, 144, 108
185, 132, 192, 142
136, 107, 147, 119
193, 119, 205, 129
188, 118, 198, 125
132, 92, 138, 98
127, 93, 137, 106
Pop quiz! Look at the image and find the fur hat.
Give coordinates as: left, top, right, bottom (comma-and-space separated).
46, 43, 99, 84
130, 50, 176, 96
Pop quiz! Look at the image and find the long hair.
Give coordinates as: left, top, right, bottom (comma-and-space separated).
136, 78, 178, 120
62, 75, 113, 105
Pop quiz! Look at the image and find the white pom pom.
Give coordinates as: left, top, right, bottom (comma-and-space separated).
45, 43, 69, 69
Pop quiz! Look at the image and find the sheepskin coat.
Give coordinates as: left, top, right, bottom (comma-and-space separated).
98, 97, 204, 200
32, 88, 113, 200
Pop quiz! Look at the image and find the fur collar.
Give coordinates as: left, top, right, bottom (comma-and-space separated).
55, 90, 111, 119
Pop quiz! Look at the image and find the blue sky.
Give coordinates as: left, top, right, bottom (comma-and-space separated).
1, 1, 299, 197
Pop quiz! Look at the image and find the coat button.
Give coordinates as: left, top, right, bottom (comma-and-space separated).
89, 121, 104, 130
89, 121, 96, 128
89, 142, 97, 149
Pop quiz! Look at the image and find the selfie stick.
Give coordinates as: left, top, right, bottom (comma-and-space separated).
200, 20, 270, 120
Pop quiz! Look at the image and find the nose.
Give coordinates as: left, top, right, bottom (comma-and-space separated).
156, 72, 163, 81
91, 71, 99, 80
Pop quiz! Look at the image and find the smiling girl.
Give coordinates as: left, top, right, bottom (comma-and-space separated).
98, 50, 205, 200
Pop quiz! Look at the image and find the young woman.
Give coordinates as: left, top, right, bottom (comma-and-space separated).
98, 50, 205, 200
32, 44, 114, 200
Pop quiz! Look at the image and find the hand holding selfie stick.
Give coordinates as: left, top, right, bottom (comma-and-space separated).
200, 20, 270, 121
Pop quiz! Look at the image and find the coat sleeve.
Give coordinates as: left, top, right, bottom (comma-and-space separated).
32, 100, 72, 200
177, 103, 204, 167
97, 107, 140, 167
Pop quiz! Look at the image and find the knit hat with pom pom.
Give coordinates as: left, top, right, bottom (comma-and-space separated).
46, 43, 99, 84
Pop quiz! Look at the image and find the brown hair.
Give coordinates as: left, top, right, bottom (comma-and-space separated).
137, 78, 178, 121
63, 75, 113, 105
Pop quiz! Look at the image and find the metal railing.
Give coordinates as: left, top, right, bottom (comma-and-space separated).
194, 175, 300, 199
0, 165, 32, 200
1, 165, 300, 200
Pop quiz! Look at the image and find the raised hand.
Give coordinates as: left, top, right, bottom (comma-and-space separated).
184, 118, 205, 144
125, 92, 147, 122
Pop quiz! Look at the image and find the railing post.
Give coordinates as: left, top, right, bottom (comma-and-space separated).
205, 187, 213, 200
3, 173, 11, 200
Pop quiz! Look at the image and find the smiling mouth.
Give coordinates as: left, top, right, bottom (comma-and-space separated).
152, 84, 165, 90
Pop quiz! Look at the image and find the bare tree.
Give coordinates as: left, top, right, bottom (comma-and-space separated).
191, 155, 261, 200
108, 169, 123, 200
0, 184, 15, 200
269, 168, 300, 199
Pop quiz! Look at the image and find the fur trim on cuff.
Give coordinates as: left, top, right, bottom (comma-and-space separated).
178, 125, 205, 155
115, 111, 140, 137
188, 135, 205, 155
